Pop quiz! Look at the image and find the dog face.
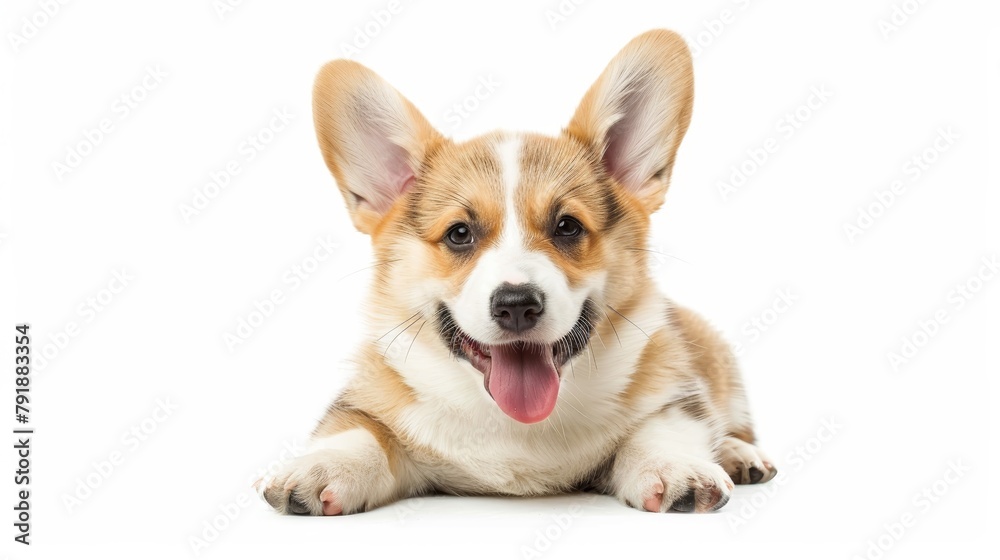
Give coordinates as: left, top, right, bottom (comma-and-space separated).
313, 31, 693, 424
406, 134, 627, 424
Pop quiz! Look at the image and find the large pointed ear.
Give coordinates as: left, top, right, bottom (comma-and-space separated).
565, 30, 693, 213
313, 60, 445, 234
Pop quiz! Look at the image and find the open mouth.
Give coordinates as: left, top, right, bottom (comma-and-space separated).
436, 300, 595, 424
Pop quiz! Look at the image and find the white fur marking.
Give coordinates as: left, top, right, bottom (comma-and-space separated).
497, 135, 527, 277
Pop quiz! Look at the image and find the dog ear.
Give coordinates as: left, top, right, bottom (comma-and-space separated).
313, 60, 445, 234
566, 30, 694, 214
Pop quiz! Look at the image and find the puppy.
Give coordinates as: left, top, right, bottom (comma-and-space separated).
261, 29, 775, 516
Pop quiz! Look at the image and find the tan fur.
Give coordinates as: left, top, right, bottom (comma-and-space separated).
334, 346, 418, 425
617, 311, 695, 411
669, 304, 756, 442
313, 403, 403, 476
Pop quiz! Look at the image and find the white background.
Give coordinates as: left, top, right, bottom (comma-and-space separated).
1, 1, 998, 559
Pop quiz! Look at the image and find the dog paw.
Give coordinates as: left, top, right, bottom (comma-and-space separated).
718, 436, 777, 485
256, 450, 393, 515
615, 459, 733, 513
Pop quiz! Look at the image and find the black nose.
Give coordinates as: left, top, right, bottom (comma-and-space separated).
491, 283, 544, 333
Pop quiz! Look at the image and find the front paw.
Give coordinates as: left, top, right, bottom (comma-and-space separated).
256, 450, 393, 515
718, 436, 777, 485
613, 459, 733, 513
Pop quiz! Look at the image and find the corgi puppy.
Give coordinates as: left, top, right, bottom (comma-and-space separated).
260, 29, 775, 515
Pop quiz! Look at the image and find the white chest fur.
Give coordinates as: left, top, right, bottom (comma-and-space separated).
385, 291, 671, 495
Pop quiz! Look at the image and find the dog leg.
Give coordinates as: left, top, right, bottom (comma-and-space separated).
603, 403, 733, 513
259, 407, 421, 515
668, 304, 778, 485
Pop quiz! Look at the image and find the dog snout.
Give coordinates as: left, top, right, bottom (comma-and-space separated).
490, 283, 544, 333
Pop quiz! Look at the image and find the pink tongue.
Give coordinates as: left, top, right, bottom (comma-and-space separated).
487, 343, 560, 423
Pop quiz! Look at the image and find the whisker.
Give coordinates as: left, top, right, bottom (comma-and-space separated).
567, 390, 591, 419
624, 247, 691, 265
553, 411, 569, 449
440, 313, 461, 358
337, 259, 401, 282
561, 394, 592, 422
383, 314, 422, 357
603, 309, 622, 347
404, 319, 427, 364
683, 339, 708, 351
376, 309, 423, 342
607, 305, 656, 345
589, 317, 607, 350
572, 324, 590, 375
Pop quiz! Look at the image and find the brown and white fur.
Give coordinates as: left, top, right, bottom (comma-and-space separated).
259, 29, 775, 516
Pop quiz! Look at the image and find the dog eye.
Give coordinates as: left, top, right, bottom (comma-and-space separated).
445, 223, 475, 249
554, 216, 583, 237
